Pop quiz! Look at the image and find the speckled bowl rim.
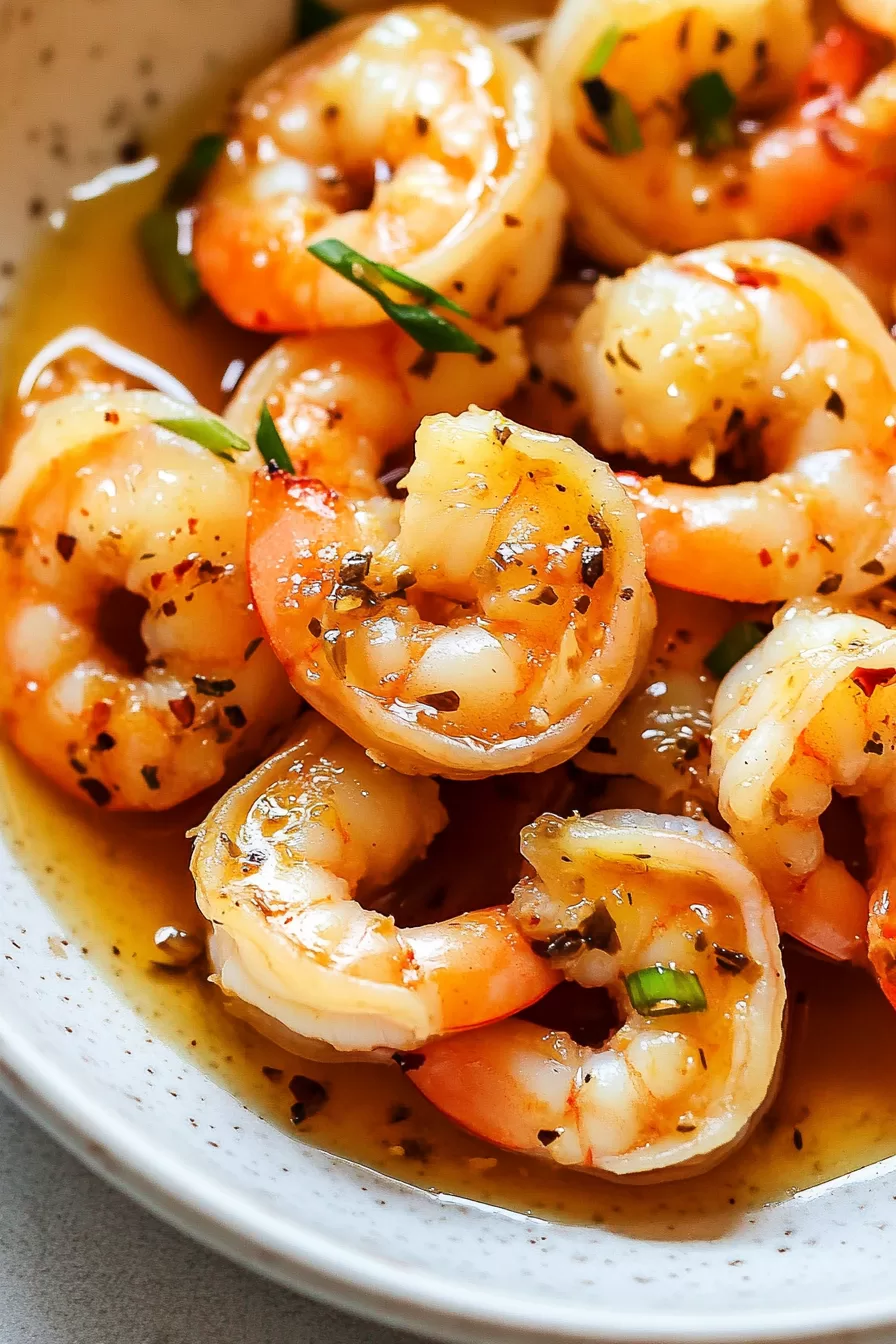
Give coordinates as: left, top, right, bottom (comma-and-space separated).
1, 1007, 896, 1344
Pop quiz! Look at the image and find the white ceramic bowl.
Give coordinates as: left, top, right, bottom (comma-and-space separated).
3, 4, 896, 1342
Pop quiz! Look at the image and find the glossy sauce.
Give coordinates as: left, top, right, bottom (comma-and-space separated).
3, 64, 896, 1232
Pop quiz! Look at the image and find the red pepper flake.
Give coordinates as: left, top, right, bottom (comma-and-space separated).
161, 599, 177, 617
150, 571, 165, 590
94, 732, 116, 752
55, 532, 77, 562
243, 637, 263, 661
172, 556, 195, 580
188, 517, 198, 535
852, 667, 896, 697
816, 572, 842, 595
758, 548, 772, 567
141, 764, 161, 790
168, 695, 195, 727
786, 552, 800, 568
418, 690, 460, 713
537, 1128, 561, 1146
104, 410, 120, 425
261, 1066, 283, 1081
732, 265, 779, 288
223, 704, 247, 729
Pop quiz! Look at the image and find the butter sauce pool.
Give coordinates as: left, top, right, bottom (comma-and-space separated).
3, 79, 896, 1234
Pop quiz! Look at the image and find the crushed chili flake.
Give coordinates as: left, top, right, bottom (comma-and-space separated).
418, 690, 461, 713
55, 532, 77, 561
141, 764, 160, 790
161, 599, 177, 617
852, 667, 895, 697
732, 265, 779, 288
244, 637, 263, 660
758, 548, 772, 567
574, 594, 591, 615
94, 732, 116, 752
816, 573, 842, 595
860, 558, 885, 576
864, 737, 884, 755
168, 695, 195, 727
537, 1128, 561, 1146
223, 704, 247, 729
793, 1127, 803, 1151
261, 1065, 283, 1082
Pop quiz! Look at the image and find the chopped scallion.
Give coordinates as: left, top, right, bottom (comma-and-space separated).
138, 211, 202, 315
154, 415, 251, 462
138, 134, 225, 314
582, 78, 643, 155
704, 620, 770, 680
306, 239, 488, 355
256, 403, 295, 474
164, 133, 227, 210
295, 0, 341, 42
683, 70, 737, 156
581, 23, 622, 79
624, 965, 707, 1017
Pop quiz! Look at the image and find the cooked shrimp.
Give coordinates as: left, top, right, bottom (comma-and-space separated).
505, 281, 594, 440
575, 240, 896, 602
710, 594, 896, 972
190, 711, 559, 1056
410, 809, 785, 1180
226, 320, 526, 494
0, 390, 296, 811
248, 407, 655, 779
573, 587, 738, 819
194, 5, 566, 332
539, 0, 896, 266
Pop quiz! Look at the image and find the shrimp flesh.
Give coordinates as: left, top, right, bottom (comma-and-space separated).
410, 809, 785, 1180
575, 240, 896, 602
190, 711, 559, 1056
226, 320, 526, 495
711, 593, 896, 976
539, 0, 896, 267
248, 407, 655, 779
573, 587, 740, 820
505, 280, 594, 441
194, 5, 566, 332
0, 390, 296, 810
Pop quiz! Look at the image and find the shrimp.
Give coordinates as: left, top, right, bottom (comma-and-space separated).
248, 407, 655, 779
225, 320, 526, 495
410, 809, 785, 1180
573, 587, 739, 819
0, 390, 296, 811
539, 0, 896, 268
505, 281, 594, 441
190, 711, 559, 1056
194, 5, 566, 333
710, 594, 896, 975
574, 240, 896, 602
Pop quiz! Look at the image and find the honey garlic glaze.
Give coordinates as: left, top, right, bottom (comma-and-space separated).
3, 84, 896, 1229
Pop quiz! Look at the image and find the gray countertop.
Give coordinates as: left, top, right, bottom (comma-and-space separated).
0, 1092, 417, 1344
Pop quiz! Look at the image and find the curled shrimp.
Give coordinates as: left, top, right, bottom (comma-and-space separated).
248, 407, 655, 779
190, 711, 558, 1057
0, 390, 296, 811
574, 239, 896, 602
226, 320, 526, 495
194, 5, 566, 332
410, 809, 785, 1180
573, 588, 736, 820
710, 594, 896, 977
539, 0, 896, 268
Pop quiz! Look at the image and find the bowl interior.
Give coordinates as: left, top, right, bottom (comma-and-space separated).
3, 4, 896, 1341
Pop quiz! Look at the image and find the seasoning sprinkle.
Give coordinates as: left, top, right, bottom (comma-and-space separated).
288, 1074, 329, 1124
580, 544, 605, 587
418, 690, 461, 713
193, 675, 236, 698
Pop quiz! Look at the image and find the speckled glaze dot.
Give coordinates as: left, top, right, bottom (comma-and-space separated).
2, 3, 896, 1343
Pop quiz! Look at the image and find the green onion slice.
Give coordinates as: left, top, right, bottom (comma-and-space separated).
138, 134, 226, 314
155, 415, 251, 462
306, 239, 489, 356
683, 70, 737, 156
704, 620, 770, 680
256, 403, 295, 474
164, 133, 227, 210
582, 24, 622, 79
138, 211, 203, 315
581, 79, 643, 155
295, 0, 341, 42
625, 965, 707, 1017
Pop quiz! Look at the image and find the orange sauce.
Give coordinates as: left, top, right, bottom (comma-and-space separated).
2, 76, 896, 1233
